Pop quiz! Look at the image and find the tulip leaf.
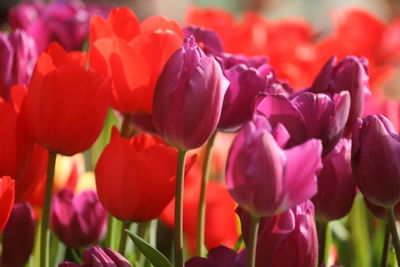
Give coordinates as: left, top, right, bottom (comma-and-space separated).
126, 229, 173, 267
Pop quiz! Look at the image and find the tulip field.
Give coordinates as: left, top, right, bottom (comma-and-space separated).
2, 0, 400, 266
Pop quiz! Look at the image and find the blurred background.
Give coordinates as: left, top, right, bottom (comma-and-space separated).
1, 0, 400, 28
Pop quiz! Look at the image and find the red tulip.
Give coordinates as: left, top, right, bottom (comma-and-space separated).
0, 176, 15, 232
21, 42, 111, 156
95, 128, 193, 222
89, 7, 183, 114
0, 86, 47, 204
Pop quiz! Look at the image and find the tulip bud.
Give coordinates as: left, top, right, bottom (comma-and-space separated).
0, 29, 37, 100
310, 56, 370, 136
226, 115, 322, 217
58, 246, 132, 267
312, 139, 357, 221
237, 201, 318, 267
20, 42, 111, 156
352, 114, 400, 207
51, 189, 107, 248
95, 129, 190, 222
257, 91, 350, 155
1, 203, 35, 267
185, 246, 246, 267
152, 35, 229, 150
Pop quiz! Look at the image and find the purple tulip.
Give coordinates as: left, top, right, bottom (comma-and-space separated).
309, 56, 370, 137
257, 91, 350, 155
185, 246, 246, 267
352, 114, 400, 207
51, 189, 108, 248
364, 196, 400, 220
152, 35, 229, 150
225, 114, 322, 217
312, 138, 356, 222
217, 64, 267, 132
1, 203, 35, 267
183, 26, 224, 55
58, 246, 132, 267
9, 0, 109, 53
237, 201, 318, 267
0, 29, 37, 100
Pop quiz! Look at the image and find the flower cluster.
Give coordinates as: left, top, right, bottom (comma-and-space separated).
1, 2, 400, 267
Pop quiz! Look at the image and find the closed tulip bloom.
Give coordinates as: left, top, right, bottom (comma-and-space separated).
51, 189, 107, 248
185, 246, 246, 267
309, 56, 370, 136
257, 91, 350, 155
312, 139, 356, 221
21, 42, 111, 156
153, 36, 229, 150
58, 246, 131, 267
226, 115, 322, 217
237, 201, 318, 267
352, 114, 400, 207
0, 176, 15, 232
95, 129, 184, 222
0, 29, 37, 100
1, 203, 35, 267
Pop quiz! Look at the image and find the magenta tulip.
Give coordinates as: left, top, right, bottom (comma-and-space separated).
0, 29, 36, 100
185, 246, 246, 267
226, 114, 322, 217
309, 56, 370, 136
257, 91, 350, 155
352, 114, 400, 207
152, 35, 229, 150
237, 201, 318, 267
58, 246, 131, 267
312, 138, 356, 221
1, 203, 35, 267
51, 189, 107, 248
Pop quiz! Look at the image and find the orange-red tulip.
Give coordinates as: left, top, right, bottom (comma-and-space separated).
89, 7, 183, 114
95, 129, 191, 222
21, 42, 111, 156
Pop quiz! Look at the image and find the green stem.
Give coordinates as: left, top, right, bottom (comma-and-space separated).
196, 132, 216, 256
118, 221, 131, 255
104, 215, 114, 248
387, 206, 400, 264
381, 222, 391, 267
138, 222, 150, 266
174, 149, 187, 267
317, 221, 329, 265
40, 151, 57, 267
247, 215, 260, 267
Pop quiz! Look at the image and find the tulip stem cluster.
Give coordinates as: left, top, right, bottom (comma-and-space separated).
174, 149, 188, 267
196, 132, 217, 257
247, 215, 260, 267
381, 223, 391, 267
387, 206, 400, 264
40, 151, 57, 267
